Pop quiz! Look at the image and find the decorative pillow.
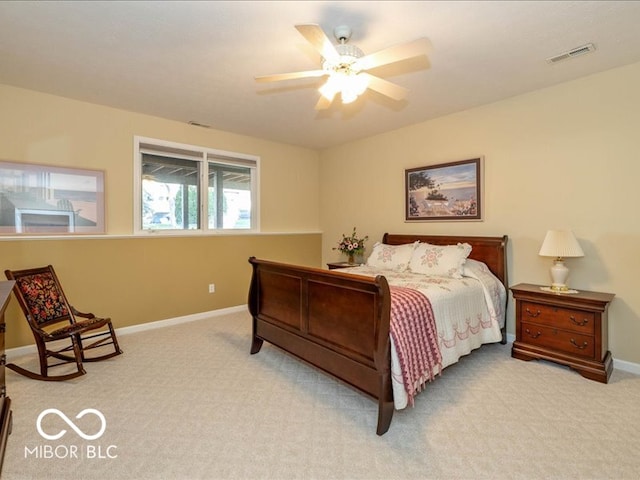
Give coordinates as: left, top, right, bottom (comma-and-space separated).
461, 258, 495, 279
365, 241, 419, 272
408, 242, 472, 278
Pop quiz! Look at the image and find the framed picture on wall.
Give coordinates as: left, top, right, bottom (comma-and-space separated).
0, 160, 105, 235
405, 157, 482, 221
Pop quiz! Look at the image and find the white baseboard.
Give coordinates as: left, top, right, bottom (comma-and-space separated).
8, 310, 640, 376
115, 304, 247, 336
504, 333, 640, 376
612, 358, 640, 375
6, 304, 248, 361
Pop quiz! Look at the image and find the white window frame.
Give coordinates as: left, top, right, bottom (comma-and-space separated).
133, 136, 260, 235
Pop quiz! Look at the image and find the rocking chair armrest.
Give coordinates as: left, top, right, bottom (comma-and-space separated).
71, 306, 96, 320
70, 307, 111, 330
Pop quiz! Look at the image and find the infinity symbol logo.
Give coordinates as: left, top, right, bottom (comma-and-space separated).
36, 408, 106, 441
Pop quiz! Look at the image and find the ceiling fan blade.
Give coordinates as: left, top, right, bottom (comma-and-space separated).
356, 37, 430, 71
360, 73, 409, 101
315, 77, 338, 110
295, 24, 340, 62
255, 70, 327, 83
314, 94, 334, 110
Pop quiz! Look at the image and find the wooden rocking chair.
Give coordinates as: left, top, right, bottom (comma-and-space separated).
4, 265, 122, 381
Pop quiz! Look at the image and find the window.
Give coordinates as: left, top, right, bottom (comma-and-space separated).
0, 161, 105, 235
134, 137, 259, 234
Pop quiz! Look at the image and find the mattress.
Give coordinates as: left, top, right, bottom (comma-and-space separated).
342, 258, 506, 409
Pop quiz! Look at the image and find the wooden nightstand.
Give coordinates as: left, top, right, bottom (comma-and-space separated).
326, 262, 359, 270
511, 283, 615, 383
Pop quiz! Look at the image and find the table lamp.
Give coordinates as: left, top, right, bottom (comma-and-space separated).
538, 230, 584, 291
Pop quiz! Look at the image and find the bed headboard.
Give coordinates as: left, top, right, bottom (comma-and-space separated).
382, 233, 508, 287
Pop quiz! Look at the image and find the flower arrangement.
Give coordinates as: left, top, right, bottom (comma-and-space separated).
334, 227, 368, 263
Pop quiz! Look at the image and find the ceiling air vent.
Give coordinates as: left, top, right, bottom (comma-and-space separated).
547, 43, 596, 64
188, 121, 211, 128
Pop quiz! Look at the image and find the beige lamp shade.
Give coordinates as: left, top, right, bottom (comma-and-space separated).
539, 230, 585, 258
539, 230, 584, 291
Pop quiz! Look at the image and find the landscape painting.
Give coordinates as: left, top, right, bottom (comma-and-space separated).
405, 158, 482, 221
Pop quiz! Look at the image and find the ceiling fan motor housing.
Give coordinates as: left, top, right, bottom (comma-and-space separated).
333, 25, 352, 42
323, 44, 365, 74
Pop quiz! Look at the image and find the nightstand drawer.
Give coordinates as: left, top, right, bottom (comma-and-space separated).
520, 301, 595, 334
521, 322, 595, 359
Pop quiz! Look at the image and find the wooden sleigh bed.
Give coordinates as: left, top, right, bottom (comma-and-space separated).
248, 233, 508, 435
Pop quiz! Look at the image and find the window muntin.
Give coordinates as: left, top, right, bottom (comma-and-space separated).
135, 137, 258, 234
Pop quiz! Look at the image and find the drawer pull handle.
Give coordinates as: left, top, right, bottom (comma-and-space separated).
569, 316, 589, 327
525, 308, 541, 318
525, 328, 541, 339
570, 338, 588, 350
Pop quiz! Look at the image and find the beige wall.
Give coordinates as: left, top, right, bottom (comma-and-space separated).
320, 62, 640, 365
0, 84, 322, 348
2, 234, 321, 348
3, 61, 640, 365
0, 84, 320, 234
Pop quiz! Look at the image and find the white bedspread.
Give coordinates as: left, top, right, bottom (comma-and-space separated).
342, 259, 506, 409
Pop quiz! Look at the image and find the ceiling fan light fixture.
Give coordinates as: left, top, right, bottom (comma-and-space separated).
341, 90, 358, 104
342, 74, 369, 103
319, 75, 341, 100
317, 35, 368, 104
336, 43, 364, 59
322, 44, 365, 75
320, 72, 369, 104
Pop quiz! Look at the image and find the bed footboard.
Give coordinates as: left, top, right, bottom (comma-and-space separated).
248, 257, 394, 435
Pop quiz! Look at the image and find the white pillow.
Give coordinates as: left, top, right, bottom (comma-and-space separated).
365, 241, 418, 272
408, 242, 472, 279
462, 258, 493, 279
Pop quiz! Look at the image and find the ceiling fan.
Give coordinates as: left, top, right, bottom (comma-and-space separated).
255, 24, 430, 110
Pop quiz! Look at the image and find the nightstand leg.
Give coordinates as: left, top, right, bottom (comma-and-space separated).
512, 342, 612, 383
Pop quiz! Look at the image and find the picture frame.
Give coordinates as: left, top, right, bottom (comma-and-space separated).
0, 160, 105, 235
405, 157, 482, 221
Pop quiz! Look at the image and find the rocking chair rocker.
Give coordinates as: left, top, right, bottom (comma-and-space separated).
4, 265, 122, 381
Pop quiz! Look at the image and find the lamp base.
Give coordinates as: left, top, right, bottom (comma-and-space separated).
549, 258, 570, 291
540, 286, 579, 294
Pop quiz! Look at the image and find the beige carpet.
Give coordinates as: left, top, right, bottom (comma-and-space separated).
2, 310, 639, 480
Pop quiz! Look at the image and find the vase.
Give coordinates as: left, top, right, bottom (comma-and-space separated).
347, 253, 355, 264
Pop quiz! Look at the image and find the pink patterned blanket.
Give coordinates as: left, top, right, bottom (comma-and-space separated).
389, 286, 442, 406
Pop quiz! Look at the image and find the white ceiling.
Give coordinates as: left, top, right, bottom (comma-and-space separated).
2, 1, 640, 150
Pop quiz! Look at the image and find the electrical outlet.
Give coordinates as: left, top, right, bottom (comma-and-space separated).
208, 283, 215, 293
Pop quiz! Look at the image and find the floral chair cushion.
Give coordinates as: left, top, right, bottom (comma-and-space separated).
51, 316, 107, 338
16, 273, 70, 326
